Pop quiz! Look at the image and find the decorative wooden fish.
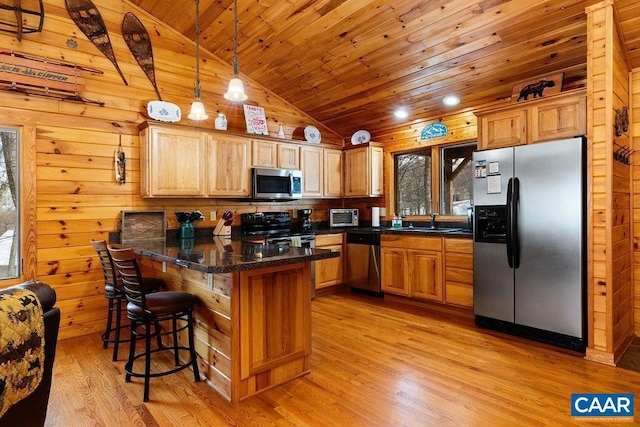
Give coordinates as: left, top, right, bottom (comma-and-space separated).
122, 12, 161, 100
65, 0, 128, 86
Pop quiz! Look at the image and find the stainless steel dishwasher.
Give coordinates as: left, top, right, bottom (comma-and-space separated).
346, 231, 382, 295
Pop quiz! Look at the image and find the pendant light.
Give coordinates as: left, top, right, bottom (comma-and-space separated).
224, 0, 248, 102
188, 0, 208, 120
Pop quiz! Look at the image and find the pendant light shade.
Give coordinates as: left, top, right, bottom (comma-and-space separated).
188, 100, 208, 121
223, 0, 247, 102
224, 77, 247, 102
189, 0, 208, 120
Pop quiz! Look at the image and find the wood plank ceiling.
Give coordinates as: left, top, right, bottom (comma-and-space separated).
130, 0, 640, 140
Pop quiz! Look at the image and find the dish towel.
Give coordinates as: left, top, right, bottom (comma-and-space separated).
290, 236, 302, 247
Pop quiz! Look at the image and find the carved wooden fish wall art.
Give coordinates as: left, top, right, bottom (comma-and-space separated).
122, 12, 161, 100
65, 0, 128, 86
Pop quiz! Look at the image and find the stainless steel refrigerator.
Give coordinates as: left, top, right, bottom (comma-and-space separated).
472, 137, 585, 351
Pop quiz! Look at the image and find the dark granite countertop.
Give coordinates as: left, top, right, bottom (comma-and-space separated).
129, 236, 339, 274
315, 226, 473, 238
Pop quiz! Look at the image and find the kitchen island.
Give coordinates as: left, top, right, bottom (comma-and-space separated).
130, 236, 339, 402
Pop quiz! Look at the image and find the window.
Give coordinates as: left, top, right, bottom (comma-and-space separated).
0, 128, 19, 279
394, 142, 476, 218
395, 150, 432, 216
440, 143, 474, 216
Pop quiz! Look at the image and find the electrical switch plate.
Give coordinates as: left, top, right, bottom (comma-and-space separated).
210, 211, 216, 221
380, 207, 387, 216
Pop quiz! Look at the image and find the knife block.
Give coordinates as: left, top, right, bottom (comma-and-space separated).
213, 219, 231, 236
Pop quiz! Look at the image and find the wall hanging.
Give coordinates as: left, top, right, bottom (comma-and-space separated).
115, 136, 125, 184
0, 0, 44, 41
122, 12, 161, 100
0, 50, 104, 105
511, 73, 563, 103
420, 123, 447, 140
65, 0, 128, 86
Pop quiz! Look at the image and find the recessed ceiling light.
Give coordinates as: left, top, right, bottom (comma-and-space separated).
443, 95, 460, 106
394, 109, 409, 119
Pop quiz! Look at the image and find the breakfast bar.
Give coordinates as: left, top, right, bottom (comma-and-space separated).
130, 236, 339, 402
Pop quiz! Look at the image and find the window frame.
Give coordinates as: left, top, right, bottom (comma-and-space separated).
0, 120, 36, 287
389, 139, 476, 222
439, 142, 475, 217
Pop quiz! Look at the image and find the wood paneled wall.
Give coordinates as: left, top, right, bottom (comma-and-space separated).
631, 69, 640, 335
585, 0, 634, 365
0, 0, 345, 340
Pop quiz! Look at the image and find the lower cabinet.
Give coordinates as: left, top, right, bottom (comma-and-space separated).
381, 235, 443, 302
444, 238, 473, 307
315, 233, 344, 289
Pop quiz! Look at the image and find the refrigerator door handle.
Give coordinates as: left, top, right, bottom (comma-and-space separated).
512, 177, 520, 269
506, 177, 513, 268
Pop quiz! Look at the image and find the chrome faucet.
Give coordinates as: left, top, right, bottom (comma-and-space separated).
430, 213, 438, 229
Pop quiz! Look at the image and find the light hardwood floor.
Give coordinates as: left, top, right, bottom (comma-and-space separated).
46, 292, 640, 426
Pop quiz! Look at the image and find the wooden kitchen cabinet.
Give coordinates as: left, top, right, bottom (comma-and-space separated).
315, 233, 344, 289
207, 135, 251, 197
344, 143, 383, 197
477, 109, 527, 150
409, 250, 443, 301
530, 94, 586, 142
323, 148, 343, 198
140, 124, 207, 197
300, 145, 323, 197
252, 140, 300, 170
381, 235, 443, 301
476, 91, 586, 150
300, 146, 343, 198
381, 247, 409, 296
444, 237, 473, 307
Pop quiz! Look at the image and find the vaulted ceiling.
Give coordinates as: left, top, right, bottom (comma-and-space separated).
130, 0, 640, 140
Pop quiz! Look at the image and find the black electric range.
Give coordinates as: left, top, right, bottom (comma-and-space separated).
240, 212, 315, 245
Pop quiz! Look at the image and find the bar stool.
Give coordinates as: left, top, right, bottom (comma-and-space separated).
91, 240, 163, 361
107, 244, 200, 402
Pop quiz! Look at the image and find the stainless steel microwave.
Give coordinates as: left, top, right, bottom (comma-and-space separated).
329, 208, 359, 227
252, 167, 302, 200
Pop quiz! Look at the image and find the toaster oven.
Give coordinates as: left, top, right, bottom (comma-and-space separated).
329, 208, 359, 227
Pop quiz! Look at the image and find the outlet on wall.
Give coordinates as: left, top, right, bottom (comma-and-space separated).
210, 211, 216, 221
379, 207, 387, 217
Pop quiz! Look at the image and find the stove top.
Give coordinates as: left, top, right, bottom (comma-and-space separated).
241, 211, 314, 240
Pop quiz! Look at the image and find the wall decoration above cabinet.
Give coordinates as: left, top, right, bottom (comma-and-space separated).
0, 0, 44, 41
65, 0, 128, 85
122, 12, 161, 100
0, 50, 104, 105
243, 105, 268, 135
510, 72, 563, 103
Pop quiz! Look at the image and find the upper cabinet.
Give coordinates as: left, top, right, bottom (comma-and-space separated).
324, 148, 343, 198
140, 123, 251, 198
300, 146, 343, 198
139, 122, 342, 199
252, 140, 300, 170
344, 143, 383, 197
208, 135, 252, 197
140, 124, 207, 197
300, 145, 324, 197
476, 91, 586, 151
530, 94, 586, 142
